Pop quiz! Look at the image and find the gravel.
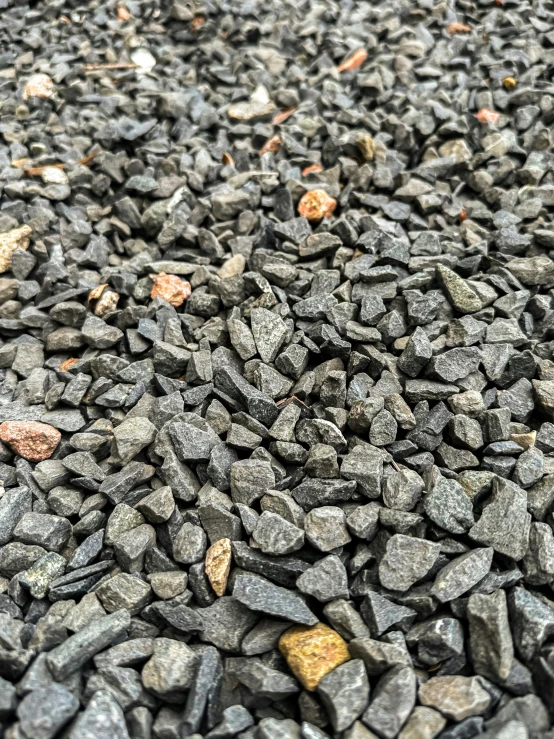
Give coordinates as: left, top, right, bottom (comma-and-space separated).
1, 0, 554, 737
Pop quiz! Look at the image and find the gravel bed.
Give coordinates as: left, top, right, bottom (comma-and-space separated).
0, 0, 554, 737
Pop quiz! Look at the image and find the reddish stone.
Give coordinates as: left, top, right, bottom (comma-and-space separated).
0, 421, 61, 462
150, 273, 191, 307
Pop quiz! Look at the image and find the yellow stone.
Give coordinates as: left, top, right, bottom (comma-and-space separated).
357, 134, 376, 160
0, 225, 32, 273
278, 623, 350, 691
205, 538, 232, 596
503, 76, 517, 90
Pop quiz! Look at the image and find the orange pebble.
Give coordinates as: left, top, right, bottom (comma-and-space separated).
298, 189, 337, 221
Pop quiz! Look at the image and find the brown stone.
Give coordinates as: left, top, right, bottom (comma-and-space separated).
0, 225, 32, 274
511, 431, 536, 450
23, 74, 54, 100
279, 623, 350, 691
357, 135, 376, 161
259, 135, 281, 156
0, 421, 61, 462
150, 272, 191, 307
297, 190, 337, 222
205, 538, 232, 596
88, 283, 108, 303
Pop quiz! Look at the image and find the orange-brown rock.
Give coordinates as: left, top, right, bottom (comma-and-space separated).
150, 273, 192, 307
259, 135, 281, 156
59, 358, 78, 372
205, 538, 232, 596
297, 190, 337, 222
302, 164, 323, 176
337, 49, 368, 73
0, 421, 61, 462
279, 623, 350, 691
446, 22, 472, 34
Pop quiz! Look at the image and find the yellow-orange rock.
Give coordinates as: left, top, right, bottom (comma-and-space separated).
298, 190, 337, 222
278, 623, 350, 691
205, 538, 232, 596
502, 76, 517, 90
0, 421, 61, 462
150, 272, 191, 307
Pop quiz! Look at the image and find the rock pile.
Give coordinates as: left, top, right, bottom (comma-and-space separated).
0, 0, 553, 737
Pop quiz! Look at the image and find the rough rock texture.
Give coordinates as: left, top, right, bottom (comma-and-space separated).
0, 0, 553, 736
0, 421, 61, 462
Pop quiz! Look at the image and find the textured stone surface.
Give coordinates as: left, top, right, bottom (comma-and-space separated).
3, 2, 554, 735
379, 535, 441, 592
0, 421, 60, 461
418, 676, 491, 721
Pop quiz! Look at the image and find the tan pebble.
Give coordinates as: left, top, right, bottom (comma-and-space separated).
0, 225, 32, 273
205, 538, 232, 596
23, 74, 54, 100
0, 421, 61, 462
88, 283, 108, 302
218, 254, 246, 279
510, 431, 536, 450
357, 135, 376, 161
151, 272, 191, 307
279, 623, 350, 691
502, 76, 517, 90
94, 290, 120, 317
298, 189, 337, 222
